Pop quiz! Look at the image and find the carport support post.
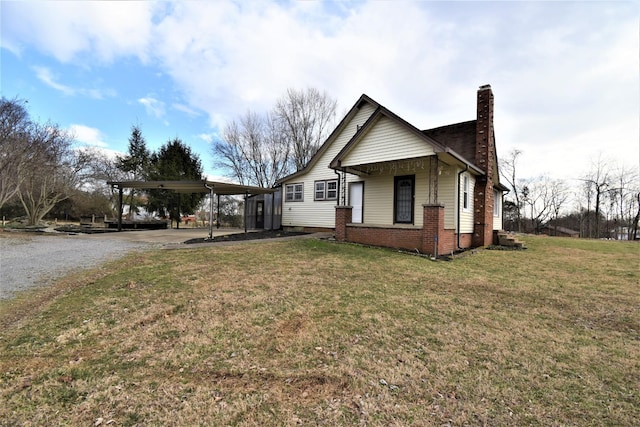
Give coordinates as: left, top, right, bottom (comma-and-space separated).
117, 187, 123, 232
216, 194, 220, 229
244, 191, 248, 235
205, 183, 214, 240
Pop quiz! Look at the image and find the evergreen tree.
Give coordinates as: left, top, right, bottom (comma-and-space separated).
146, 138, 204, 228
117, 125, 150, 219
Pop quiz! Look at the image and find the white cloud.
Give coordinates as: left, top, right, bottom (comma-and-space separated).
68, 124, 108, 148
3, 0, 638, 185
32, 66, 115, 99
1, 1, 153, 63
138, 97, 165, 119
33, 66, 75, 96
173, 103, 200, 117
198, 133, 214, 144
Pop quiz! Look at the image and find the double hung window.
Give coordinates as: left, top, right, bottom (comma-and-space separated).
285, 183, 304, 202
314, 179, 338, 201
463, 175, 470, 211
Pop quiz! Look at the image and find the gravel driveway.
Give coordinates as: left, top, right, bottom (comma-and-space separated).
0, 233, 150, 300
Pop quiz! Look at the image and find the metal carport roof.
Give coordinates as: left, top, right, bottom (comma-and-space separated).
107, 180, 275, 195
107, 180, 275, 239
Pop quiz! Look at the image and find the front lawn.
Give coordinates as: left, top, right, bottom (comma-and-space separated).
1, 235, 638, 426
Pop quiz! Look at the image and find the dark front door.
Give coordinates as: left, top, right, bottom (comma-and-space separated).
394, 175, 414, 224
256, 201, 264, 228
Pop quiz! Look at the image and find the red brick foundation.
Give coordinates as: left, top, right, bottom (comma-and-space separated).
346, 225, 423, 251
335, 204, 475, 256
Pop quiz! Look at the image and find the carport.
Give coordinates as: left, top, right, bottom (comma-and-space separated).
107, 180, 276, 240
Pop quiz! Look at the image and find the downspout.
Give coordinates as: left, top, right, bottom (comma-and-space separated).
457, 165, 469, 250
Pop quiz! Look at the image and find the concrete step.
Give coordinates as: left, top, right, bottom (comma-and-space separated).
497, 231, 526, 249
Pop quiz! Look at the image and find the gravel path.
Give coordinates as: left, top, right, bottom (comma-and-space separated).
0, 234, 150, 300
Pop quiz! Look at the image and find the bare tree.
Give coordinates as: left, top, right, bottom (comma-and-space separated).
16, 122, 88, 225
607, 164, 639, 239
0, 98, 31, 209
214, 111, 290, 187
632, 192, 640, 240
522, 176, 568, 233
275, 87, 337, 171
580, 156, 611, 238
83, 148, 129, 218
214, 88, 337, 186
499, 149, 524, 231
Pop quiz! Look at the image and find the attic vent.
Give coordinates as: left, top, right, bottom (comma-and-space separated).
356, 124, 362, 131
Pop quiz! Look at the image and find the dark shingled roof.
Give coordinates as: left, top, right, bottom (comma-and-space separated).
422, 120, 477, 165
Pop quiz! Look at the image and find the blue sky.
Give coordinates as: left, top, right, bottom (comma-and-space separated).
1, 0, 638, 189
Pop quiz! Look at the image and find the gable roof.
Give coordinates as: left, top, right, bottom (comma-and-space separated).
277, 91, 508, 189
329, 97, 484, 175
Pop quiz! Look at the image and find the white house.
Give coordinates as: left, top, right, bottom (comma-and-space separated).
277, 85, 507, 256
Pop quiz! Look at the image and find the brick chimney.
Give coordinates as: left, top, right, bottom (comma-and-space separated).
472, 84, 496, 247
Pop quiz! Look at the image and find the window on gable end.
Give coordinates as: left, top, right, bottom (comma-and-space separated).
285, 183, 304, 202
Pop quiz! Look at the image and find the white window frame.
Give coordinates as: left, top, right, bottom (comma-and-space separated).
285, 183, 304, 202
493, 189, 501, 217
314, 179, 338, 201
463, 175, 470, 211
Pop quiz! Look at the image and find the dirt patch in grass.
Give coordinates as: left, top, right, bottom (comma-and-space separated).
1, 236, 638, 426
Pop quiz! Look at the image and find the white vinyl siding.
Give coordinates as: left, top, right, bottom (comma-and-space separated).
340, 116, 435, 167
281, 103, 376, 228
438, 170, 457, 229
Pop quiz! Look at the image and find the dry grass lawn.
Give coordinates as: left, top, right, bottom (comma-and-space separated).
0, 235, 638, 426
